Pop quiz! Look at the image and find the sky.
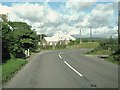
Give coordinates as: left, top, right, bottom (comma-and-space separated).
0, 0, 119, 38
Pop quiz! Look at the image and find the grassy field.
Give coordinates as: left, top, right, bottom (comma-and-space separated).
2, 58, 27, 84
68, 42, 100, 49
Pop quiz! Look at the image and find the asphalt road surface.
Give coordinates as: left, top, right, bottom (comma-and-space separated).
4, 49, 118, 88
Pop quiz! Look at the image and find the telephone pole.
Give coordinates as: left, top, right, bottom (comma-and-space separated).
80, 28, 82, 44
118, 6, 120, 52
90, 27, 92, 40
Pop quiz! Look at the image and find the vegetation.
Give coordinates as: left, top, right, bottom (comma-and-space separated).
2, 21, 39, 63
86, 37, 119, 64
68, 38, 99, 49
68, 37, 119, 64
2, 58, 27, 84
2, 21, 39, 84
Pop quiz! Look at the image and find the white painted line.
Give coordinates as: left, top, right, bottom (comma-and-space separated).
59, 55, 62, 59
59, 52, 63, 54
64, 61, 83, 77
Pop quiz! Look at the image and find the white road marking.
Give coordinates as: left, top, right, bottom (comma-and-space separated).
64, 61, 83, 77
60, 52, 63, 54
59, 55, 62, 59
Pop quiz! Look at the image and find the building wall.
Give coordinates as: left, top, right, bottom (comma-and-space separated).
42, 38, 59, 46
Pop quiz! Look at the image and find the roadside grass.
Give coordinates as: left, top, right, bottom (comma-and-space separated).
2, 58, 27, 84
86, 49, 111, 55
86, 49, 119, 65
35, 42, 100, 51
106, 55, 120, 65
68, 42, 99, 49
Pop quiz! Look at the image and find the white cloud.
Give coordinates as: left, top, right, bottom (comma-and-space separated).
11, 3, 44, 22
0, 2, 117, 38
78, 3, 116, 28
46, 9, 59, 23
92, 26, 118, 38
0, 4, 11, 14
66, 0, 96, 11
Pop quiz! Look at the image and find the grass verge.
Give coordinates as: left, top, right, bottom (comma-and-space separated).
86, 49, 119, 65
2, 58, 27, 84
86, 49, 111, 55
106, 55, 120, 65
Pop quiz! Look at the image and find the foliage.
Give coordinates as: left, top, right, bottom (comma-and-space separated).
2, 21, 39, 61
68, 40, 99, 49
107, 54, 119, 64
98, 36, 118, 51
56, 44, 66, 49
87, 49, 111, 55
87, 36, 119, 63
2, 58, 27, 84
80, 42, 99, 48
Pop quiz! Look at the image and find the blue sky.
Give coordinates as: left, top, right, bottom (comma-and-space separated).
0, 0, 118, 38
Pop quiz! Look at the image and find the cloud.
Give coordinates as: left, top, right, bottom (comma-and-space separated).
0, 2, 118, 38
10, 3, 44, 22
66, 0, 96, 11
45, 7, 60, 23
78, 3, 116, 28
92, 26, 118, 38
5, 3, 62, 35
0, 4, 11, 14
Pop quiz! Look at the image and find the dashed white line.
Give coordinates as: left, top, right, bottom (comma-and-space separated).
64, 61, 83, 77
59, 55, 62, 59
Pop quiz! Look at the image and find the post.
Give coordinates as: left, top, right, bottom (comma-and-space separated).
39, 34, 42, 50
90, 27, 92, 40
118, 8, 120, 52
80, 28, 82, 44
27, 49, 30, 57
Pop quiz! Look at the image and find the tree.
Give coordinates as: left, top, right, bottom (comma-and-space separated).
2, 22, 11, 62
2, 21, 39, 62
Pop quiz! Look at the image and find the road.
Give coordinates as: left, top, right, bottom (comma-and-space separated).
4, 49, 118, 88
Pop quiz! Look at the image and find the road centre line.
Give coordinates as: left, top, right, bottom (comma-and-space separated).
59, 55, 62, 59
64, 61, 83, 77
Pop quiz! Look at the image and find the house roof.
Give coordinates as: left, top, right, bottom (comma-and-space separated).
44, 37, 58, 42
44, 32, 76, 42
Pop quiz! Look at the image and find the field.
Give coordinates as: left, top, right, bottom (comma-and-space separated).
68, 42, 100, 49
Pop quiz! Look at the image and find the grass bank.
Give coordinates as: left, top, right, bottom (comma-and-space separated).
2, 58, 27, 84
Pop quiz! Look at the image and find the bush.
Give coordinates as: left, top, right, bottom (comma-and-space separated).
46, 45, 53, 49
107, 54, 119, 64
56, 44, 66, 49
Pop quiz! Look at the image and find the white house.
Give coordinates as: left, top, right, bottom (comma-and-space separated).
42, 31, 76, 46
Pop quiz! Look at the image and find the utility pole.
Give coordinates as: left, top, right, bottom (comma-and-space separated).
90, 27, 92, 40
40, 34, 42, 46
80, 28, 82, 44
118, 4, 120, 53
